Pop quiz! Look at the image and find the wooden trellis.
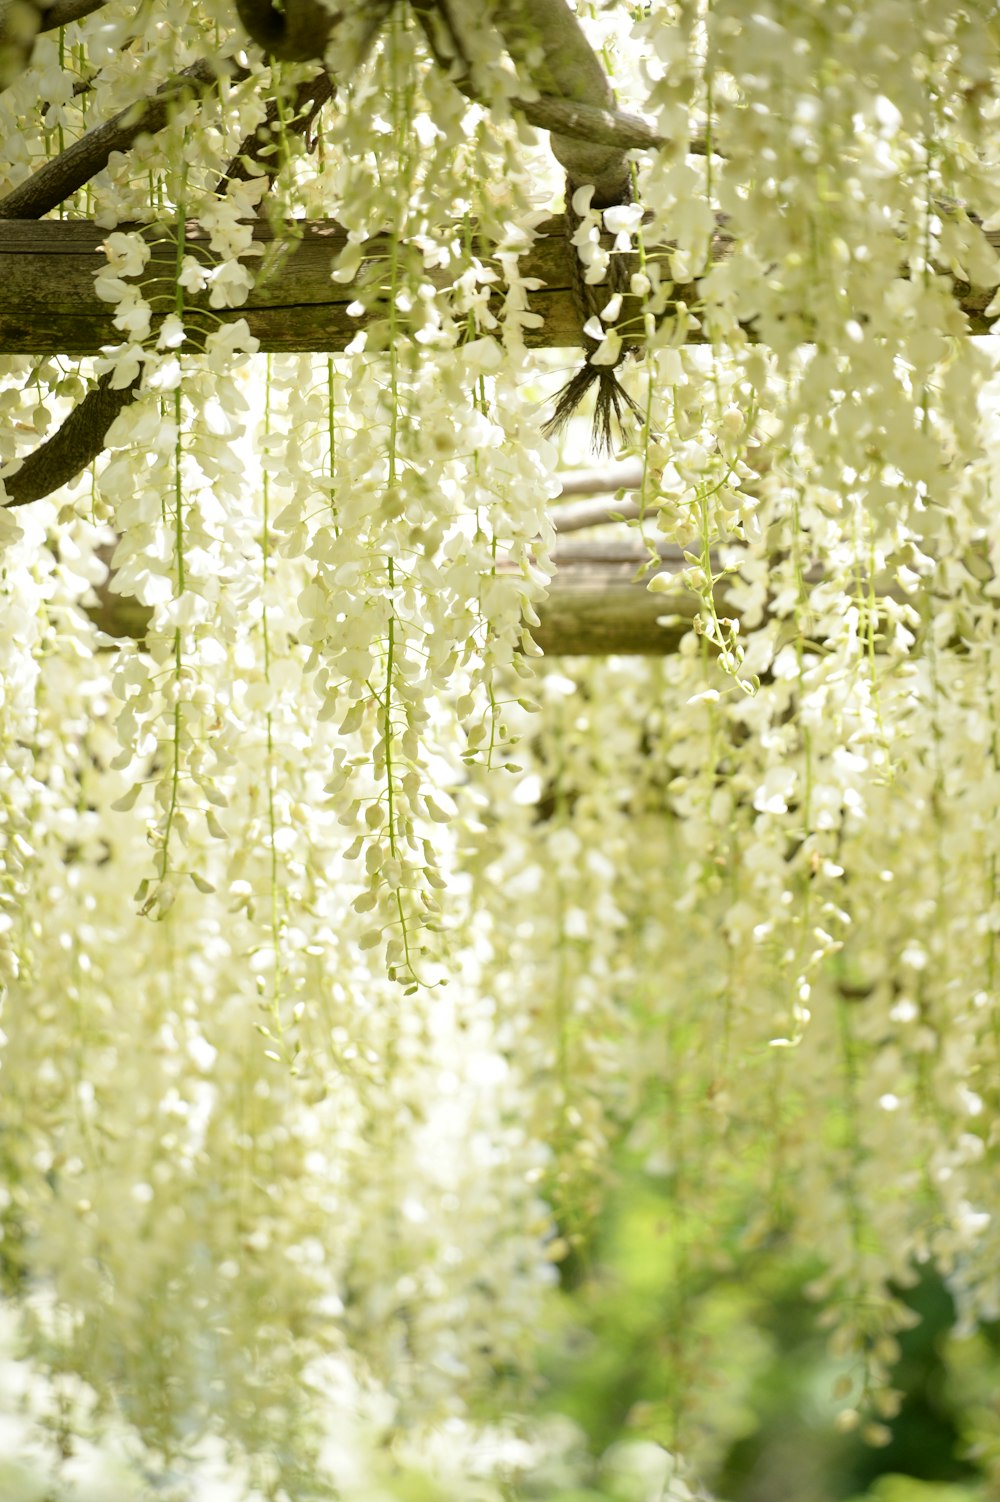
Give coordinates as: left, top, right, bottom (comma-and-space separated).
2, 0, 998, 654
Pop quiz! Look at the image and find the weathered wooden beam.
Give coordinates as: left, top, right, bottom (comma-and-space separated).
3, 215, 999, 358
0, 215, 687, 355
532, 542, 712, 654
532, 573, 696, 653
85, 543, 714, 656
555, 462, 645, 498
85, 534, 919, 656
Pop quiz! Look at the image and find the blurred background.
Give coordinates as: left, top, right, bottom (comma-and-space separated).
529, 1149, 1000, 1502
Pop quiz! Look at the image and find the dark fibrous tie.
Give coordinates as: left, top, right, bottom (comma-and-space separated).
543, 363, 644, 456
545, 175, 642, 455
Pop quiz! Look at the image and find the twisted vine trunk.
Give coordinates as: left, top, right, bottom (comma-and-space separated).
491, 0, 642, 449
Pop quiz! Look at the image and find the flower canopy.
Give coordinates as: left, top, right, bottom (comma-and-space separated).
1, 1, 1000, 1496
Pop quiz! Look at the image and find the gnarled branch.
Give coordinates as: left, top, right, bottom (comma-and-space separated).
215, 66, 335, 191
488, 0, 641, 449
235, 0, 338, 62
234, 0, 393, 67
411, 1, 704, 158
38, 0, 107, 32
1, 370, 138, 508
514, 93, 664, 156
0, 57, 246, 219
491, 0, 631, 206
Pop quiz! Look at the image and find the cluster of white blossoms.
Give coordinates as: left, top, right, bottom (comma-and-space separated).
0, 0, 1000, 1494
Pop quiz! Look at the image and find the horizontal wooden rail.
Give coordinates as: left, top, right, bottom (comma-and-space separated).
84, 542, 801, 657
532, 547, 700, 654
86, 521, 925, 654
3, 215, 998, 357
0, 216, 661, 355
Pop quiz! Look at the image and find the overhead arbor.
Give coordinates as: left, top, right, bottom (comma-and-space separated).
2, 3, 1000, 1498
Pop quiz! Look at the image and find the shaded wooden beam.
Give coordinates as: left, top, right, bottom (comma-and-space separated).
532, 542, 698, 654
85, 534, 921, 656
85, 543, 716, 656
3, 215, 999, 357
0, 215, 694, 355
532, 575, 694, 654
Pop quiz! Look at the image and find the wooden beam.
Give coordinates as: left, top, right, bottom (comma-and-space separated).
85, 534, 920, 657
555, 462, 645, 498
532, 575, 696, 654
532, 542, 708, 654
0, 215, 689, 355
85, 542, 717, 656
3, 215, 998, 357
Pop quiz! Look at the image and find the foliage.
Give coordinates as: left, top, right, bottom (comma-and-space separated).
539, 1159, 1000, 1500
0, 0, 1000, 1497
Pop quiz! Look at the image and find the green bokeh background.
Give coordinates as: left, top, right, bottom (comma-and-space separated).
532, 1157, 1000, 1502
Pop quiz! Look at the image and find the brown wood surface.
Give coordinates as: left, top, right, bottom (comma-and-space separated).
86, 545, 718, 656
0, 215, 691, 355
3, 214, 998, 356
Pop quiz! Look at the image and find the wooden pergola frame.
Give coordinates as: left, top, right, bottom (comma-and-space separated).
1, 0, 997, 654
